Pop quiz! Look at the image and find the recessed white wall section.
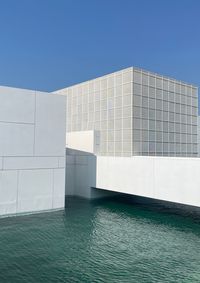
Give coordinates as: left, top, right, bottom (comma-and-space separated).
0, 86, 66, 217
66, 130, 100, 154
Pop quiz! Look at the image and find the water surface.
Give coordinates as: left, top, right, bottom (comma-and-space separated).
0, 197, 200, 282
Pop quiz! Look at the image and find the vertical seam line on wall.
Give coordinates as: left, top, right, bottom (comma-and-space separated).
33, 91, 37, 155
52, 169, 54, 209
16, 170, 19, 213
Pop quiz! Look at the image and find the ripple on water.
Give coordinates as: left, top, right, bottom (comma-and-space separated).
0, 197, 200, 283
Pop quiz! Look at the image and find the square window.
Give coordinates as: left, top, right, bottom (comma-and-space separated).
156, 77, 162, 89
134, 71, 141, 84
181, 85, 186, 95
149, 76, 155, 87
163, 80, 168, 90
169, 133, 175, 142
142, 96, 148, 108
142, 108, 148, 119
163, 111, 168, 121
133, 95, 141, 107
175, 94, 181, 103
163, 90, 168, 100
149, 87, 155, 98
133, 129, 141, 141
156, 110, 162, 120
133, 106, 141, 118
156, 99, 162, 110
156, 131, 162, 142
123, 71, 132, 83
123, 118, 132, 128
142, 142, 149, 152
133, 83, 141, 95
169, 82, 174, 92
108, 109, 114, 119
116, 74, 122, 86
108, 130, 114, 141
163, 143, 168, 152
142, 86, 148, 97
156, 142, 162, 152
123, 83, 132, 95
149, 131, 156, 142
149, 98, 155, 109
142, 73, 148, 85
169, 112, 174, 122
123, 129, 132, 140
163, 101, 168, 111
142, 119, 148, 130
149, 141, 156, 152
169, 92, 174, 102
115, 108, 122, 119
142, 130, 148, 141
116, 86, 122, 96
133, 118, 141, 129
156, 121, 162, 131
156, 89, 162, 99
115, 96, 122, 107
115, 130, 122, 141
123, 95, 132, 106
115, 119, 122, 129
108, 119, 114, 129
149, 109, 155, 120
115, 141, 122, 152
123, 106, 132, 118
163, 121, 168, 132
149, 120, 155, 130
169, 122, 174, 132
133, 141, 141, 153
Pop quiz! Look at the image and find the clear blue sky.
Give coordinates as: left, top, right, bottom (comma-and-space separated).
0, 0, 199, 95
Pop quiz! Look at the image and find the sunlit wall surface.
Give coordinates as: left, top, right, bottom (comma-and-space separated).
56, 67, 198, 157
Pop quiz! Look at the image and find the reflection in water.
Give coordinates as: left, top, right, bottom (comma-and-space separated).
0, 197, 200, 282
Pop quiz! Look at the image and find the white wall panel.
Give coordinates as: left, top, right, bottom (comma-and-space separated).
0, 170, 18, 215
58, 156, 65, 168
0, 157, 2, 169
17, 169, 53, 213
0, 123, 34, 156
96, 156, 200, 207
53, 168, 65, 208
34, 92, 66, 156
0, 86, 35, 123
3, 156, 58, 170
0, 87, 66, 217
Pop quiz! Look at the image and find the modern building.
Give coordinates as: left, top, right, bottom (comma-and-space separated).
56, 67, 198, 157
0, 86, 66, 217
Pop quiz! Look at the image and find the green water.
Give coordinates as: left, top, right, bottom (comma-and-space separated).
0, 197, 200, 283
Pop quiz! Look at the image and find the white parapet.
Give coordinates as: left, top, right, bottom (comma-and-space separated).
0, 86, 66, 217
96, 156, 200, 207
66, 130, 100, 154
66, 149, 200, 207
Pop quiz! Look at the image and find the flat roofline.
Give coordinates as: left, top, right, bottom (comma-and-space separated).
0, 84, 49, 93
55, 66, 198, 92
132, 66, 198, 89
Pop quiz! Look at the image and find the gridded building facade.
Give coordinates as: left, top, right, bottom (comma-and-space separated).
56, 67, 198, 157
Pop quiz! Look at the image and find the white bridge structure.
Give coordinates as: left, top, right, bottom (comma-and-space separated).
66, 131, 200, 208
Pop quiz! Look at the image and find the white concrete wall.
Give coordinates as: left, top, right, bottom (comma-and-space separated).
198, 116, 200, 157
96, 156, 200, 207
66, 130, 100, 154
65, 150, 200, 207
66, 149, 113, 199
0, 86, 66, 217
